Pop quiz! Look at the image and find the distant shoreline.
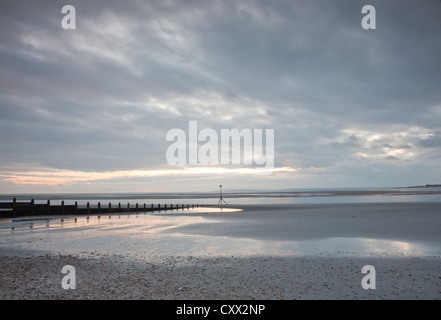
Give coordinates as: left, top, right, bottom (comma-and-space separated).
402, 184, 441, 189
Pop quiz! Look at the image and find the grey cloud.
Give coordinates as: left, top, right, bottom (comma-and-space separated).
383, 144, 411, 150
0, 0, 440, 191
417, 134, 441, 148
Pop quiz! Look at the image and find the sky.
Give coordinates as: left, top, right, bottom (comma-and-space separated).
0, 0, 440, 194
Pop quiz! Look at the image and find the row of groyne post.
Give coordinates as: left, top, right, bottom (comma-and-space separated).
0, 198, 200, 218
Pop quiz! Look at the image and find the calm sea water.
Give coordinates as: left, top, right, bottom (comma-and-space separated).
1, 187, 440, 207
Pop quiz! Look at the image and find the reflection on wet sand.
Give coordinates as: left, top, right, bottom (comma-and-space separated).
0, 207, 242, 232
274, 237, 439, 257
0, 203, 439, 259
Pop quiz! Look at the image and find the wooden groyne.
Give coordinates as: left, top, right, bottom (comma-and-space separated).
0, 198, 200, 218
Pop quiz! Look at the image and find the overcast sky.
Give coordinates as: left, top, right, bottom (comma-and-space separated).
0, 0, 440, 193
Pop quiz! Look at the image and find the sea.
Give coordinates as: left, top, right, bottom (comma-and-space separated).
1, 187, 440, 208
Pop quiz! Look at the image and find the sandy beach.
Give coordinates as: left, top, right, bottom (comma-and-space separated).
1, 202, 440, 300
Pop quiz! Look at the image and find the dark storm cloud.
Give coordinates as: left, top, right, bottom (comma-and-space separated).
0, 0, 440, 190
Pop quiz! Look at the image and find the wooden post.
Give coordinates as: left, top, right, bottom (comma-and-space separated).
144, 203, 146, 210
136, 203, 139, 210
158, 204, 160, 209
171, 204, 173, 210
109, 202, 112, 213
47, 200, 51, 215
187, 204, 190, 209
11, 197, 17, 217
192, 204, 194, 209
75, 201, 78, 215
118, 202, 121, 212
61, 200, 65, 215
30, 199, 34, 215
151, 203, 153, 210
87, 202, 90, 214
127, 203, 130, 211
182, 204, 184, 209
98, 202, 101, 213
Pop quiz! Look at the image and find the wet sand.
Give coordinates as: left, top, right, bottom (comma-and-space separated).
0, 202, 440, 299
